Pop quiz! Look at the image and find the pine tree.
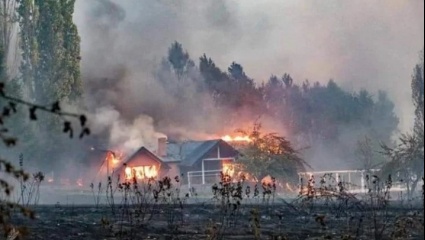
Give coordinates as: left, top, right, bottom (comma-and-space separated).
199, 54, 229, 101
263, 75, 284, 116
168, 41, 194, 79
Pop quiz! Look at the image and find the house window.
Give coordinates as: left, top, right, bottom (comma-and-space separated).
125, 165, 158, 180
222, 161, 235, 177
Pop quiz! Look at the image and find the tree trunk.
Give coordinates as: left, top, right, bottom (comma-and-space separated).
409, 178, 420, 200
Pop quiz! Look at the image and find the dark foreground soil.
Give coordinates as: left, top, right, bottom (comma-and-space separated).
13, 202, 424, 240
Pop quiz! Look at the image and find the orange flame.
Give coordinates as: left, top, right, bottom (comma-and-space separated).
125, 165, 158, 180
106, 151, 122, 167
222, 163, 235, 176
222, 135, 252, 143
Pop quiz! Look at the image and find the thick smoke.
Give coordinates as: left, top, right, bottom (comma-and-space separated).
74, 0, 423, 160
74, 0, 251, 153
91, 106, 166, 153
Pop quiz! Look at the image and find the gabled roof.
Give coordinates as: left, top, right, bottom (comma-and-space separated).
163, 139, 239, 167
116, 147, 170, 172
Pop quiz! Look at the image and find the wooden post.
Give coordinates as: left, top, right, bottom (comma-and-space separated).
106, 152, 111, 178
19, 154, 24, 204
188, 172, 191, 191
202, 160, 205, 185
348, 172, 352, 191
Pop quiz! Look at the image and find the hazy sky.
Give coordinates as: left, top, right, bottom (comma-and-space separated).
74, 0, 424, 133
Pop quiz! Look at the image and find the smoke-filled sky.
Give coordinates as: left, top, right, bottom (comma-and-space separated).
74, 0, 424, 139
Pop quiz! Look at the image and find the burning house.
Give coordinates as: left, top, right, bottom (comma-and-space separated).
115, 146, 170, 181
117, 137, 240, 187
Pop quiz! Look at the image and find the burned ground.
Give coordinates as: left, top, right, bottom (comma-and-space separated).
13, 202, 424, 240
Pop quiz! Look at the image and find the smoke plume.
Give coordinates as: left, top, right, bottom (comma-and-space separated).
74, 0, 424, 159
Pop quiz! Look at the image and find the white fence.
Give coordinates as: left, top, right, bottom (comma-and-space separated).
297, 169, 411, 194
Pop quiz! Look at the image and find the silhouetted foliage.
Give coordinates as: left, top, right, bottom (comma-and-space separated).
381, 133, 424, 199
0, 79, 89, 237
1, 11, 88, 233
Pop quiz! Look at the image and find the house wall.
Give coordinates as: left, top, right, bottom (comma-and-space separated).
125, 153, 160, 168
191, 144, 237, 171
164, 162, 181, 179
117, 151, 162, 180
181, 143, 238, 185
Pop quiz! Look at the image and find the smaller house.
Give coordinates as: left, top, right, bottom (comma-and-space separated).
116, 138, 240, 187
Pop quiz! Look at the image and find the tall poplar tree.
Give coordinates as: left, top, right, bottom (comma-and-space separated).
60, 0, 82, 101
1, 0, 18, 64
412, 50, 424, 141
15, 0, 83, 170
17, 0, 38, 98
18, 0, 82, 103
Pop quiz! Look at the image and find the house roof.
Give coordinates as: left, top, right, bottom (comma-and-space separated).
162, 139, 238, 167
117, 146, 170, 172
116, 139, 239, 172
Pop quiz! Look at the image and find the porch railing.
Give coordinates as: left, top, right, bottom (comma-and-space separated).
187, 169, 223, 190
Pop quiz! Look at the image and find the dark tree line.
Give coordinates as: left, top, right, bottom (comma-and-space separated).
159, 42, 400, 170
